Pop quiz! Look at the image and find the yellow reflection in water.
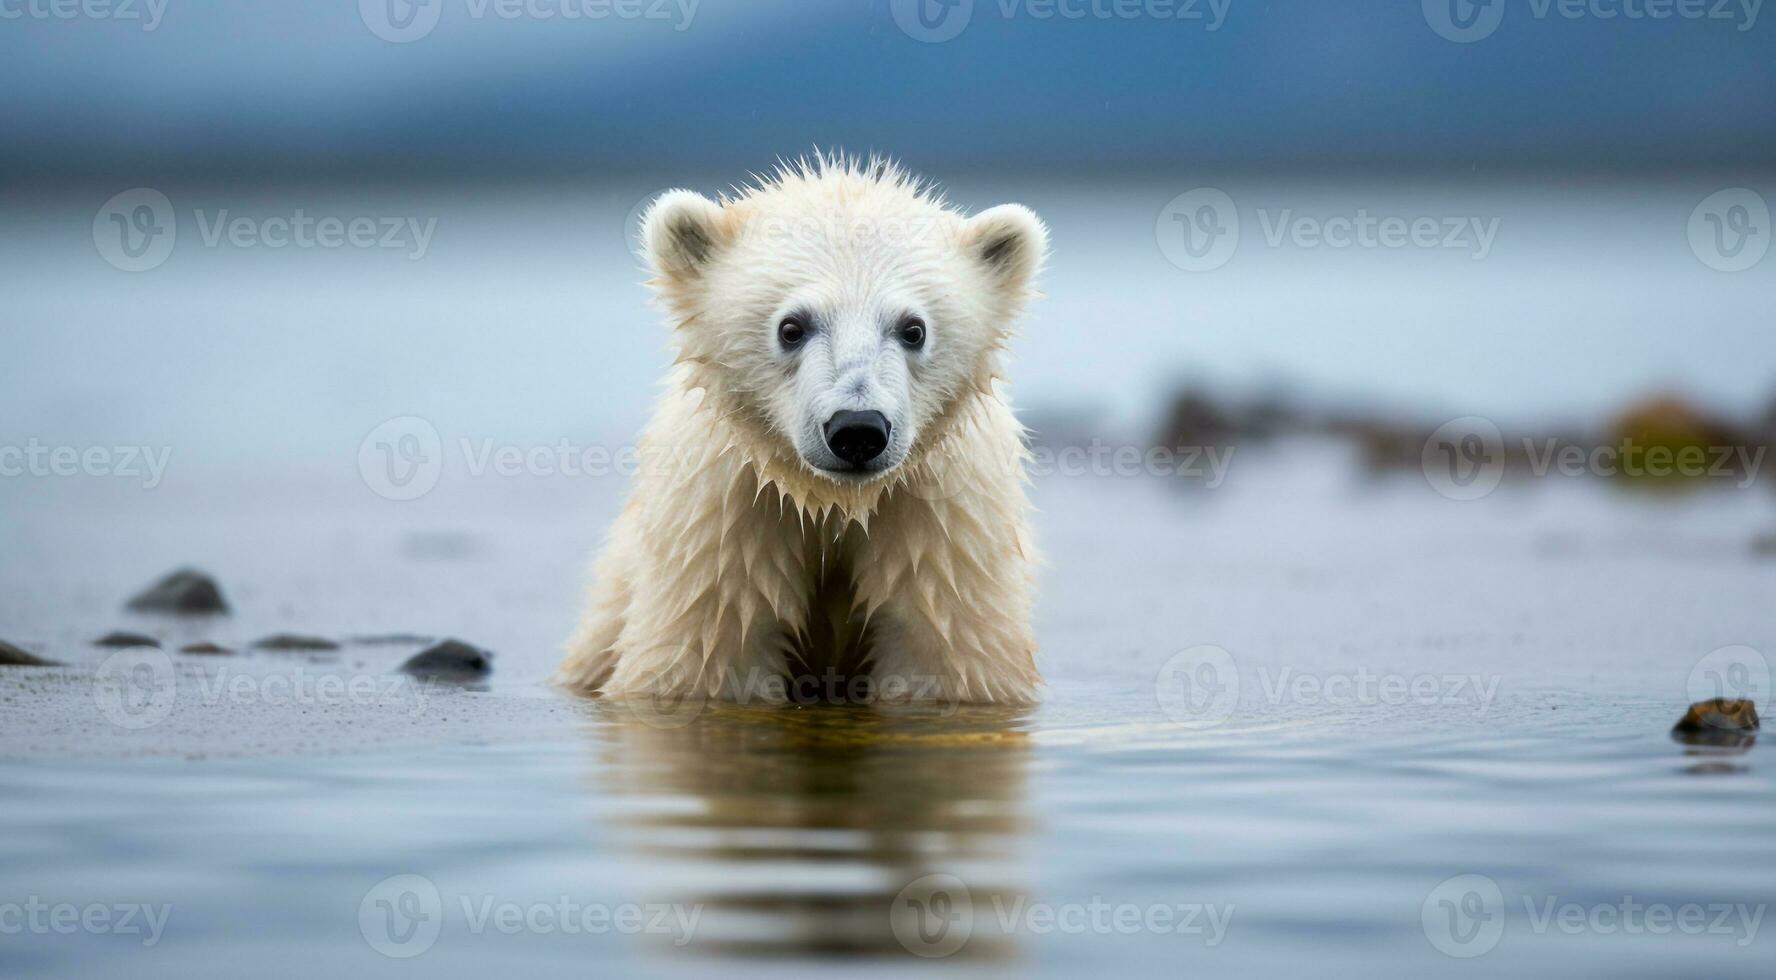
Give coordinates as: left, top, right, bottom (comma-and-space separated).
584, 700, 1035, 961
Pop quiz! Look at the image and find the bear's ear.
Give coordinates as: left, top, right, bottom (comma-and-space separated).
961, 204, 1048, 301
642, 189, 731, 281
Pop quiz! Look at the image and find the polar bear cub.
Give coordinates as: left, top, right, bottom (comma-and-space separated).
560, 155, 1046, 704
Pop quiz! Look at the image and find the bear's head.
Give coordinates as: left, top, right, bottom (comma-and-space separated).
639, 156, 1046, 500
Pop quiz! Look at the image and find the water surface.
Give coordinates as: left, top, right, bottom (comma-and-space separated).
3, 456, 1773, 977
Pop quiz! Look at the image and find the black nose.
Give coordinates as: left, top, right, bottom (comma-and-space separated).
823, 410, 892, 466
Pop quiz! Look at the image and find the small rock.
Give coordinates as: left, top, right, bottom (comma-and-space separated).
399, 639, 493, 680
126, 569, 229, 615
94, 631, 161, 649
252, 634, 341, 652
350, 633, 436, 646
1672, 698, 1761, 734
0, 640, 59, 667
180, 642, 233, 655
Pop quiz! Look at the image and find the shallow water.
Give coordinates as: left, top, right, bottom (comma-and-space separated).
3, 450, 1775, 977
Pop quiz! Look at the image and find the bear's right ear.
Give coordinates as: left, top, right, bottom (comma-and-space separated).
642, 190, 730, 281
961, 203, 1048, 305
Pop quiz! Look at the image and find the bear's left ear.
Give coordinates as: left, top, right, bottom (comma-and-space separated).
961, 204, 1048, 302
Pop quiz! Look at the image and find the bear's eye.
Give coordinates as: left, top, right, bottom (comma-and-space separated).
898, 317, 926, 350
777, 315, 808, 349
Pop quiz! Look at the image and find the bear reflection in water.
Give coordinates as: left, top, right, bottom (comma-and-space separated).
586, 700, 1034, 960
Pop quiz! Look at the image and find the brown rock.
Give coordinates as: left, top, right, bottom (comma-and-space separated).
399, 638, 493, 680
94, 631, 160, 648
252, 634, 341, 652
126, 568, 229, 615
1672, 698, 1761, 734
0, 640, 59, 667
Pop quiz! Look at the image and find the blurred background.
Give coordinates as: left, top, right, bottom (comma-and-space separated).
3, 0, 1773, 469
